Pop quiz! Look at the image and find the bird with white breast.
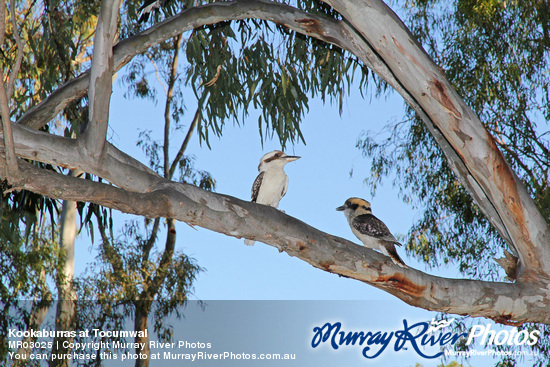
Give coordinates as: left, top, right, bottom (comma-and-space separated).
244, 150, 300, 246
336, 197, 406, 267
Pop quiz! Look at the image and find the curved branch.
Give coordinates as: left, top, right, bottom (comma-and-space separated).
11, 123, 162, 192
15, 0, 550, 279
5, 157, 549, 325
320, 0, 550, 279
17, 0, 362, 129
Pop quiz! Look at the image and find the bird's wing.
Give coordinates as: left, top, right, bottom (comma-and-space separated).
251, 171, 264, 202
352, 214, 401, 245
280, 175, 289, 199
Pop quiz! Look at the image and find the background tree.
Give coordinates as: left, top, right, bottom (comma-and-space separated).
1, 2, 209, 366
360, 0, 549, 279
72, 32, 214, 367
1, 1, 99, 364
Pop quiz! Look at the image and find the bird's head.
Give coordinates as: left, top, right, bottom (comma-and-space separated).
336, 197, 372, 218
258, 150, 301, 171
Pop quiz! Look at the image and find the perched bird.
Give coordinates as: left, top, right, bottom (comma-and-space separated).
138, 0, 164, 23
244, 150, 300, 246
336, 197, 406, 267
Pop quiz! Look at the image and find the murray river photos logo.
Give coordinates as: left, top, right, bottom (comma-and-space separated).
310, 318, 540, 359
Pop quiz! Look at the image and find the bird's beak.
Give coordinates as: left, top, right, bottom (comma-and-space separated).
336, 205, 345, 211
283, 155, 301, 162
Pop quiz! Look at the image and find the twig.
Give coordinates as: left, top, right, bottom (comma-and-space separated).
163, 34, 183, 179
169, 100, 202, 179
7, 0, 24, 99
203, 65, 222, 87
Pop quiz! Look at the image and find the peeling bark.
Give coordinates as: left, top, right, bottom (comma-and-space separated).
320, 0, 550, 279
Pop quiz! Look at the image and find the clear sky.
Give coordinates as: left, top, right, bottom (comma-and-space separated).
99, 79, 425, 301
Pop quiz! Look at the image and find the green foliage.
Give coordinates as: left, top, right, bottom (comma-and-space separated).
0, 229, 60, 300
359, 0, 549, 278
0, 222, 61, 361
359, 1, 549, 364
3, 0, 100, 122
78, 219, 201, 302
121, 0, 371, 149
1, 0, 104, 306
407, 0, 550, 214
74, 219, 202, 363
357, 121, 503, 278
186, 19, 369, 148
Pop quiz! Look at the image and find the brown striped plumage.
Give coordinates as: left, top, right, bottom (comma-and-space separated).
337, 198, 406, 267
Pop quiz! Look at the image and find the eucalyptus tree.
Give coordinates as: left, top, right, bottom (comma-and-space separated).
71, 32, 214, 367
357, 0, 550, 363
2, 0, 550, 354
361, 0, 550, 279
1, 1, 101, 364
1, 2, 208, 366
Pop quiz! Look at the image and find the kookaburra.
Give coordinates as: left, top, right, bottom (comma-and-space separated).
336, 197, 406, 267
244, 150, 300, 246
138, 0, 164, 23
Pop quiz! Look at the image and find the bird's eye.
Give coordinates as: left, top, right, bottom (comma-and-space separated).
274, 153, 281, 157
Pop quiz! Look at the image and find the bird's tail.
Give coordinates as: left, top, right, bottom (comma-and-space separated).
244, 239, 255, 246
383, 243, 406, 267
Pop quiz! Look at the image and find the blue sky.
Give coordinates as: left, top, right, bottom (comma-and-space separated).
96, 79, 425, 301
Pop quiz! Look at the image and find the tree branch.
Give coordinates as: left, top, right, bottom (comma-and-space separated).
169, 97, 202, 179
13, 0, 549, 278
79, 0, 123, 160
320, 0, 550, 279
10, 123, 162, 192
7, 0, 23, 99
0, 1, 5, 45
0, 83, 19, 180
0, 1, 22, 180
4, 157, 549, 325
16, 0, 366, 130
5, 0, 550, 323
13, 2, 514, 259
163, 35, 183, 179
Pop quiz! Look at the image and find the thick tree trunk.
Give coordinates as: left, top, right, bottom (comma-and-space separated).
50, 171, 80, 367
134, 303, 151, 367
